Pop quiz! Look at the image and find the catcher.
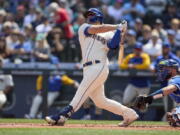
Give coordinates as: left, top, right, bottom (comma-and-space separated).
134, 59, 180, 127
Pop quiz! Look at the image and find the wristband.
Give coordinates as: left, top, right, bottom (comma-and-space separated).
149, 89, 163, 97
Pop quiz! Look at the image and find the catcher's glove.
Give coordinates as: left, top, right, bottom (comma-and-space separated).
134, 95, 153, 112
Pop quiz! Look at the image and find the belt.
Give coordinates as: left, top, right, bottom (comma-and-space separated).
83, 60, 100, 67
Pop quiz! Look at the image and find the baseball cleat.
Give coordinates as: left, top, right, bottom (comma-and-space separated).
118, 109, 139, 127
45, 115, 67, 126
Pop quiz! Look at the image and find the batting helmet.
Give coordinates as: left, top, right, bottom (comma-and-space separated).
84, 8, 103, 24
157, 59, 179, 81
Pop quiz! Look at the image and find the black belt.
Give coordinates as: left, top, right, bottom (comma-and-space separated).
83, 60, 100, 67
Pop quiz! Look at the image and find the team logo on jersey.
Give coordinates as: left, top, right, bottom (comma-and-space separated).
87, 34, 108, 45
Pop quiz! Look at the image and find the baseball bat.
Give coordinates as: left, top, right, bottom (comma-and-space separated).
118, 30, 126, 65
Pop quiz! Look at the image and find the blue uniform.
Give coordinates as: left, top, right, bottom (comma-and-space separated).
48, 75, 62, 92
128, 56, 150, 88
168, 75, 180, 103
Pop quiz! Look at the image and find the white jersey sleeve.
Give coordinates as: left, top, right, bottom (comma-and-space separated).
78, 23, 91, 38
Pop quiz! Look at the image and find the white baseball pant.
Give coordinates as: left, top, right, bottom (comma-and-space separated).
70, 63, 131, 116
29, 91, 59, 118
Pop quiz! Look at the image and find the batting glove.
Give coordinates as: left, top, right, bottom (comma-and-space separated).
118, 20, 127, 32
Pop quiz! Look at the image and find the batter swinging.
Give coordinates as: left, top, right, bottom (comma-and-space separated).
45, 8, 139, 127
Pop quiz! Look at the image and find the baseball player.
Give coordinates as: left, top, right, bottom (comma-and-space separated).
45, 8, 138, 127
0, 58, 14, 110
25, 74, 79, 119
134, 59, 180, 126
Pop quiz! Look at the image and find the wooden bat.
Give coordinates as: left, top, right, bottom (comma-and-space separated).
118, 29, 126, 65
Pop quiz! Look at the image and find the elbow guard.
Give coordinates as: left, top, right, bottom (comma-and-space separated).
107, 29, 121, 49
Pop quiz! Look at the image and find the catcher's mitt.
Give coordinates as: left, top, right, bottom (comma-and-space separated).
134, 95, 153, 112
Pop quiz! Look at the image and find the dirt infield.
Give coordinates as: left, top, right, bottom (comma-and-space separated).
0, 123, 180, 131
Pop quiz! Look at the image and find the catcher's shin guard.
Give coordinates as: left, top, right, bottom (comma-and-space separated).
45, 105, 74, 126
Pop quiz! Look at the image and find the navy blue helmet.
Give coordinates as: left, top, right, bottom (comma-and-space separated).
157, 59, 179, 81
84, 8, 103, 24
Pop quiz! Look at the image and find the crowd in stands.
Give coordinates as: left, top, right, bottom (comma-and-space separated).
0, 0, 179, 66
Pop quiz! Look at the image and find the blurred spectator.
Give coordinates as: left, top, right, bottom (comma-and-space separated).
58, 0, 74, 22
2, 22, 13, 38
33, 33, 51, 62
170, 18, 180, 33
124, 29, 137, 56
5, 13, 19, 30
47, 27, 64, 61
31, 10, 44, 29
138, 24, 152, 44
0, 0, 8, 11
164, 30, 176, 53
107, 0, 123, 23
23, 7, 37, 27
101, 5, 115, 24
154, 19, 167, 41
84, 0, 102, 9
170, 18, 180, 48
0, 37, 10, 60
25, 74, 79, 119
120, 43, 150, 106
23, 24, 35, 52
35, 17, 52, 34
36, 0, 49, 15
145, 0, 167, 17
143, 30, 162, 61
162, 2, 180, 28
100, 0, 112, 4
72, 14, 85, 35
10, 32, 27, 63
0, 58, 14, 111
0, 10, 6, 31
15, 5, 26, 28
122, 0, 145, 26
133, 18, 143, 38
48, 2, 74, 39
70, 0, 86, 21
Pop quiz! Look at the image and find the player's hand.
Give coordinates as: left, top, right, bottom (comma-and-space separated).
128, 64, 135, 69
118, 20, 127, 33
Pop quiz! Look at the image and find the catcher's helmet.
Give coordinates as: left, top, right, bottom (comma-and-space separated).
84, 8, 103, 24
157, 59, 179, 81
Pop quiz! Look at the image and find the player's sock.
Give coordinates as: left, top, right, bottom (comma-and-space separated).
58, 105, 74, 118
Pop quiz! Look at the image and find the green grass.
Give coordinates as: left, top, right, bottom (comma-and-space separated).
0, 128, 179, 135
0, 119, 179, 135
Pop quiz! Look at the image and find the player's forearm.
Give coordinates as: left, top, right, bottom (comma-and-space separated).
149, 85, 177, 98
88, 24, 118, 34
